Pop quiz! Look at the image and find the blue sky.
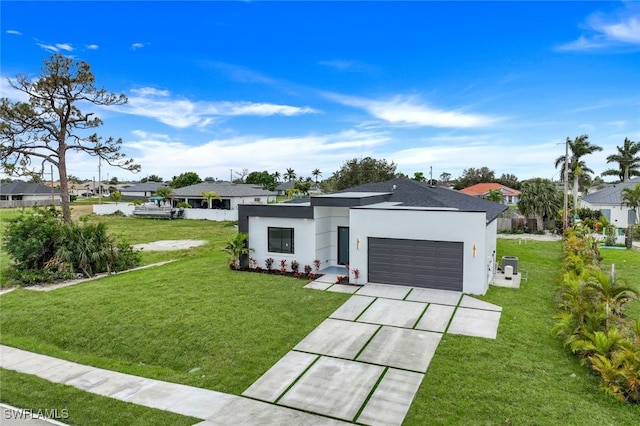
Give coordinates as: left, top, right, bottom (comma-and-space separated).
2, 1, 639, 184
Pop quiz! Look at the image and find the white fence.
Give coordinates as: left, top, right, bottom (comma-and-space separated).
93, 203, 238, 221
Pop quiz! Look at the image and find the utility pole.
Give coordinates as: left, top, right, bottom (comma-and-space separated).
98, 157, 102, 205
563, 138, 569, 230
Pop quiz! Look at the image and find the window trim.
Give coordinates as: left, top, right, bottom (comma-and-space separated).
268, 227, 295, 254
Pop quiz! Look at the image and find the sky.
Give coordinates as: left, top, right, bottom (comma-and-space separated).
1, 1, 639, 184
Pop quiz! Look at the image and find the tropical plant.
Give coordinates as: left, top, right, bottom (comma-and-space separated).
155, 186, 174, 206
224, 233, 252, 270
200, 190, 222, 208
517, 178, 562, 231
265, 257, 274, 271
311, 168, 322, 184
0, 54, 140, 223
601, 138, 640, 182
176, 202, 191, 208
484, 189, 505, 203
284, 168, 296, 182
554, 135, 603, 214
110, 191, 122, 205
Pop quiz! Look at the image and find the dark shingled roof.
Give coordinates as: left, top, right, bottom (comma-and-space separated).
337, 177, 507, 223
0, 181, 61, 195
173, 182, 276, 197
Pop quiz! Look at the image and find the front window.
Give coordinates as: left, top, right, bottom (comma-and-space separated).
268, 227, 294, 253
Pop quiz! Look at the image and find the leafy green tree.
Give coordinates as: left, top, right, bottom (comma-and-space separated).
622, 183, 640, 247
555, 135, 602, 214
439, 172, 451, 187
0, 54, 139, 223
171, 172, 202, 188
496, 173, 520, 190
294, 180, 312, 195
412, 171, 426, 182
246, 170, 277, 191
110, 191, 122, 205
518, 178, 562, 231
454, 167, 496, 190
327, 157, 398, 191
601, 138, 640, 182
485, 189, 505, 203
142, 174, 164, 183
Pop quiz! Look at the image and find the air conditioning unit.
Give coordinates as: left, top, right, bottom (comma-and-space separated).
502, 256, 518, 275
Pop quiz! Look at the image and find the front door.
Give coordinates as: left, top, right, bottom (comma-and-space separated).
337, 226, 350, 265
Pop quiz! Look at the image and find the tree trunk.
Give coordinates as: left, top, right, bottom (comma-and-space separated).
58, 143, 72, 224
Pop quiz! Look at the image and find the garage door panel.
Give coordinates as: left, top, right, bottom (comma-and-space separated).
368, 238, 463, 291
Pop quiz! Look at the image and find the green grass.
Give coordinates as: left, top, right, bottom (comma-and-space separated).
404, 240, 640, 425
1, 215, 639, 424
0, 368, 198, 425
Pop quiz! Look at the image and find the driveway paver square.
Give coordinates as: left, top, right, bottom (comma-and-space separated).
330, 295, 376, 321
243, 351, 318, 402
356, 368, 424, 426
414, 304, 456, 332
278, 356, 384, 421
356, 283, 412, 300
357, 326, 442, 372
459, 295, 502, 312
357, 298, 427, 328
405, 288, 462, 305
448, 307, 501, 339
294, 318, 379, 359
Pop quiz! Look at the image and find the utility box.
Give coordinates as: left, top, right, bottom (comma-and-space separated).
504, 265, 514, 280
502, 256, 518, 275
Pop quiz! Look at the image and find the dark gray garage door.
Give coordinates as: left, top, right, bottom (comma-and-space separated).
368, 238, 463, 291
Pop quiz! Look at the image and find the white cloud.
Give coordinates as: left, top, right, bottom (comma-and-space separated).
318, 59, 375, 72
120, 87, 318, 128
6, 30, 22, 36
326, 93, 500, 128
131, 42, 145, 50
36, 42, 74, 53
86, 44, 99, 50
557, 7, 640, 51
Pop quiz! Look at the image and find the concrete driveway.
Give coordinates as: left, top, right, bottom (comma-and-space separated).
243, 282, 502, 425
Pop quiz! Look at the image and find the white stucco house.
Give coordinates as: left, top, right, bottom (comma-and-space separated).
0, 180, 61, 207
173, 182, 276, 210
580, 177, 640, 229
239, 178, 507, 295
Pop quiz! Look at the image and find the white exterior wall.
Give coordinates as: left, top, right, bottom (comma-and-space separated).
349, 208, 489, 295
184, 209, 238, 221
581, 201, 631, 228
230, 196, 274, 210
93, 204, 136, 215
314, 206, 350, 270
484, 220, 498, 285
248, 216, 316, 271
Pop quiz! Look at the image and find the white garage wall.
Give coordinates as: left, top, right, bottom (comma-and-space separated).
349, 208, 489, 295
248, 216, 316, 271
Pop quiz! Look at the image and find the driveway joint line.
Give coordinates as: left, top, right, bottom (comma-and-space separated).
352, 296, 379, 323
273, 352, 320, 405
353, 365, 389, 424
410, 302, 431, 330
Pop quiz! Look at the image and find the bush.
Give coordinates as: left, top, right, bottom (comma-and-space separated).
3, 207, 140, 286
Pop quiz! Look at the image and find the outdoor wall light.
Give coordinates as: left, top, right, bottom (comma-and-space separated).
357, 238, 360, 250
472, 244, 477, 258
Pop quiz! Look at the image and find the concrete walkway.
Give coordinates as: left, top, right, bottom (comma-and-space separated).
243, 280, 502, 425
1, 282, 501, 425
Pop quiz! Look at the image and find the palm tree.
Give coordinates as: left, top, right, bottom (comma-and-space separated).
584, 270, 639, 331
555, 135, 603, 214
273, 171, 281, 182
311, 168, 322, 185
200, 190, 222, 209
601, 138, 640, 182
155, 186, 174, 206
484, 188, 505, 203
224, 232, 252, 269
109, 191, 122, 206
517, 178, 562, 231
284, 168, 296, 182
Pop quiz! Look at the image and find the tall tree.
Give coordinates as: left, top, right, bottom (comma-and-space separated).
496, 173, 520, 190
200, 190, 222, 208
155, 186, 174, 206
412, 171, 426, 182
142, 174, 164, 183
622, 184, 640, 225
0, 54, 139, 223
246, 170, 277, 191
172, 172, 202, 188
273, 171, 281, 182
454, 167, 496, 190
439, 172, 451, 187
328, 157, 398, 191
554, 135, 602, 214
285, 168, 296, 182
601, 138, 640, 182
517, 178, 562, 231
311, 168, 322, 184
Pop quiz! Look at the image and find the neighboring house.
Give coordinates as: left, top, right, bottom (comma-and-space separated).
276, 181, 295, 196
173, 182, 276, 209
0, 180, 62, 207
239, 177, 507, 295
120, 182, 168, 198
460, 183, 521, 205
580, 177, 640, 229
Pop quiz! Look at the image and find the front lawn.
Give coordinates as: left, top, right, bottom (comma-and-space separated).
1, 215, 638, 424
405, 240, 639, 425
